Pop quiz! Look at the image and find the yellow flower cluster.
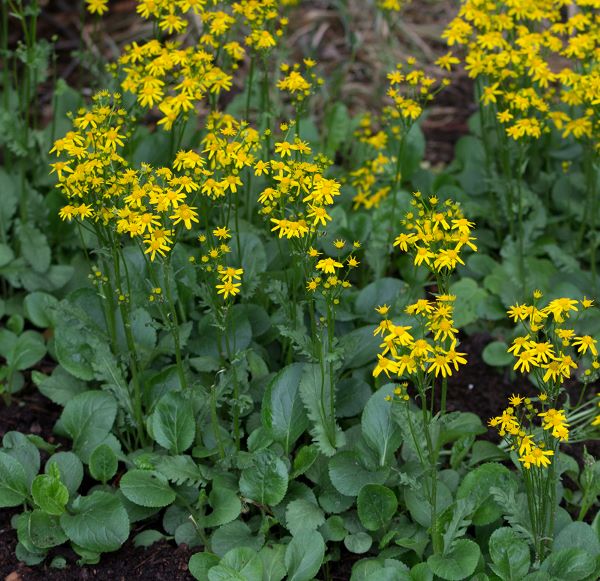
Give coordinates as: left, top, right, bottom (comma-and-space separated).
51, 92, 202, 261
113, 1, 289, 128
489, 395, 569, 469
507, 294, 597, 392
385, 59, 441, 123
256, 134, 341, 242
393, 192, 477, 273
305, 240, 361, 298
444, 0, 600, 146
200, 112, 261, 200
372, 296, 467, 381
350, 60, 452, 211
277, 59, 322, 104
118, 39, 233, 130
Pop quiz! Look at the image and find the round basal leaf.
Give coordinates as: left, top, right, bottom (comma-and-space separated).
2, 431, 40, 486
31, 472, 69, 516
482, 341, 513, 367
554, 522, 600, 557
540, 547, 596, 580
33, 366, 87, 407
209, 547, 263, 581
318, 483, 354, 514
175, 521, 202, 548
427, 539, 481, 581
211, 521, 265, 558
89, 444, 118, 484
60, 491, 129, 553
456, 463, 516, 525
357, 484, 398, 531
488, 527, 530, 580
285, 530, 325, 581
259, 544, 287, 581
262, 363, 308, 454
151, 392, 195, 455
344, 532, 373, 554
361, 384, 402, 466
204, 487, 242, 528
189, 552, 220, 580
410, 562, 434, 581
24, 291, 59, 328
239, 451, 288, 506
0, 451, 29, 507
285, 499, 325, 536
355, 278, 405, 320
328, 451, 388, 497
45, 452, 84, 498
335, 376, 372, 417
29, 510, 68, 549
58, 390, 118, 462
320, 515, 347, 542
7, 331, 47, 371
133, 530, 166, 548
120, 469, 177, 508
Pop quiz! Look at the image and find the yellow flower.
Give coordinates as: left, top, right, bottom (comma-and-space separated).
216, 280, 241, 300
573, 335, 598, 357
86, 0, 109, 15
316, 257, 343, 274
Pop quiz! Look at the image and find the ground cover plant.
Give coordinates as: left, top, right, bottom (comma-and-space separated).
1, 0, 600, 579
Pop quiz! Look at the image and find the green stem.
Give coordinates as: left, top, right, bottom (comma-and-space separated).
210, 383, 226, 460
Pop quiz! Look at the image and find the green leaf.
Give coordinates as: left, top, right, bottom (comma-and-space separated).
290, 444, 319, 479
45, 452, 84, 497
60, 491, 129, 553
554, 522, 600, 557
150, 392, 195, 454
262, 363, 309, 454
488, 527, 531, 580
23, 291, 59, 328
405, 480, 453, 528
482, 342, 513, 367
155, 455, 206, 486
32, 366, 87, 406
18, 222, 51, 273
29, 510, 68, 549
258, 544, 287, 581
345, 532, 373, 554
209, 547, 263, 581
133, 529, 166, 548
189, 552, 221, 580
0, 451, 29, 507
427, 539, 481, 581
355, 278, 405, 321
239, 450, 288, 506
285, 499, 325, 536
120, 470, 176, 508
328, 451, 388, 496
362, 384, 402, 466
31, 468, 69, 515
299, 363, 345, 456
357, 484, 398, 531
89, 444, 118, 484
2, 430, 40, 485
6, 331, 46, 371
285, 530, 325, 581
211, 521, 265, 557
450, 278, 488, 327
456, 463, 516, 526
58, 390, 118, 462
204, 487, 242, 528
540, 548, 596, 580
0, 243, 14, 267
